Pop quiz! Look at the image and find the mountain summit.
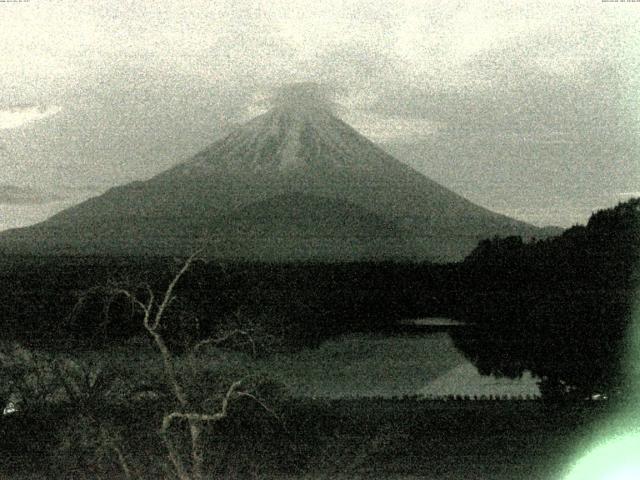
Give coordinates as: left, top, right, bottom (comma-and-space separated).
171, 98, 407, 178
0, 92, 552, 261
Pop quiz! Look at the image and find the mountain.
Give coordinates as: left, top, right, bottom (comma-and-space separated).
0, 102, 555, 262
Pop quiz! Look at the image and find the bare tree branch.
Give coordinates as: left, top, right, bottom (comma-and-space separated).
161, 379, 242, 480
105, 253, 204, 408
191, 329, 256, 357
161, 430, 190, 480
237, 391, 284, 426
112, 443, 134, 480
147, 326, 189, 407
65, 243, 281, 480
99, 428, 136, 480
153, 249, 203, 332
161, 380, 243, 433
112, 288, 153, 321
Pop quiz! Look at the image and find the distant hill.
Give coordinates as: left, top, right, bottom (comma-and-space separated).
0, 102, 558, 262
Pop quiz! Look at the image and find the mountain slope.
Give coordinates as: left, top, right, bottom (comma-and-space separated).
0, 103, 551, 261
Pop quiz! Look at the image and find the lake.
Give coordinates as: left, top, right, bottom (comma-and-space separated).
257, 331, 541, 399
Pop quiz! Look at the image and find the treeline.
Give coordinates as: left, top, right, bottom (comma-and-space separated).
450, 198, 640, 399
0, 255, 456, 351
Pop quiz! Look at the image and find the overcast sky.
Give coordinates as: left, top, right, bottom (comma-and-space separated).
1, 0, 639, 230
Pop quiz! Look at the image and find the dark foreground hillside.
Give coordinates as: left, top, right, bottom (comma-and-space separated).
0, 396, 613, 479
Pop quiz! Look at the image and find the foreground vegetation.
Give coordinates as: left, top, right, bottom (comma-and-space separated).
0, 356, 614, 480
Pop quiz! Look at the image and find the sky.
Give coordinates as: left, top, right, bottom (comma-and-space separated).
0, 0, 639, 230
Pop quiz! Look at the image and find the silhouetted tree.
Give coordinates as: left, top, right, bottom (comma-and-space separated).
452, 198, 640, 399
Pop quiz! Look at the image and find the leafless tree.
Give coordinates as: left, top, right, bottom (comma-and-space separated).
71, 248, 280, 480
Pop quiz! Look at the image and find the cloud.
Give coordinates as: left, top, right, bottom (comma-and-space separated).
349, 112, 443, 142
268, 82, 339, 113
0, 185, 65, 205
0, 105, 62, 130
